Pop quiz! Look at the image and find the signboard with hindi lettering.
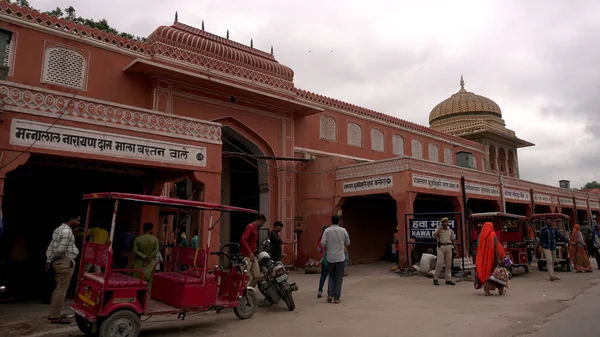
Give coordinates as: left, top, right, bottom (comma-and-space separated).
411, 174, 460, 192
10, 119, 207, 167
409, 219, 457, 239
503, 188, 530, 202
464, 182, 500, 197
590, 201, 600, 210
559, 197, 574, 207
576, 199, 588, 208
534, 193, 553, 204
342, 176, 393, 193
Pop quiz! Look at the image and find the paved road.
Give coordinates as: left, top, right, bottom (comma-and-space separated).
2, 264, 599, 337
523, 278, 600, 337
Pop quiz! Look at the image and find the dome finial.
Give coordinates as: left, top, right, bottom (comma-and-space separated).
460, 75, 465, 90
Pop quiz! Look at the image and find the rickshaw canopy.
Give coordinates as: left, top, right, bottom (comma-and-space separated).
82, 192, 258, 214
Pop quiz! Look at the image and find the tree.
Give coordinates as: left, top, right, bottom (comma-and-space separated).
5, 0, 147, 42
583, 181, 600, 189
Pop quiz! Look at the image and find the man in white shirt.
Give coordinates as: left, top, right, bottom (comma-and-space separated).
45, 215, 81, 324
321, 215, 350, 303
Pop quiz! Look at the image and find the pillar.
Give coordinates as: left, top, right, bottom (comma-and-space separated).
450, 196, 467, 258
192, 171, 221, 265
394, 192, 415, 268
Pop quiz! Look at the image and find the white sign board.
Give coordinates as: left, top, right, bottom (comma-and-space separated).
576, 199, 588, 208
504, 188, 530, 201
342, 176, 393, 193
10, 119, 207, 167
412, 174, 460, 192
590, 201, 600, 210
559, 197, 574, 207
464, 182, 500, 197
534, 193, 553, 204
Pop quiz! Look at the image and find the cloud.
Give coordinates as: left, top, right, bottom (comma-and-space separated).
31, 0, 600, 188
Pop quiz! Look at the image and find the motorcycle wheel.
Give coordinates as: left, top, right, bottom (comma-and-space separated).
283, 290, 295, 311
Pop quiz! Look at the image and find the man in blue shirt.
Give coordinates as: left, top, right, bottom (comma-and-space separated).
539, 219, 568, 281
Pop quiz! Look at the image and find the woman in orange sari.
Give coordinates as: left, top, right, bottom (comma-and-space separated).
475, 222, 508, 296
569, 224, 592, 272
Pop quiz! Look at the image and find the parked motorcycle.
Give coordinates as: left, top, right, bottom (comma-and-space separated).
256, 240, 298, 311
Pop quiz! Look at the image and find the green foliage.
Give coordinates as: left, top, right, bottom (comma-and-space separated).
5, 0, 147, 42
583, 181, 600, 189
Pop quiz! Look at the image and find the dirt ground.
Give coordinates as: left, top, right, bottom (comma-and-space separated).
1, 263, 599, 337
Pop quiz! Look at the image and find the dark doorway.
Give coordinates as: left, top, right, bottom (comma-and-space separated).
467, 199, 499, 215
577, 209, 588, 225
534, 205, 553, 214
1, 155, 148, 300
561, 208, 576, 228
412, 194, 458, 264
221, 130, 260, 251
342, 194, 397, 264
506, 203, 528, 216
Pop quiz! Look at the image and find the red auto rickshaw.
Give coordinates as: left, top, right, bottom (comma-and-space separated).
469, 212, 535, 273
69, 192, 259, 337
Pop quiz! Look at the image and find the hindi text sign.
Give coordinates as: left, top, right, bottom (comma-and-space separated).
409, 218, 457, 239
342, 176, 393, 193
464, 182, 500, 197
412, 174, 460, 192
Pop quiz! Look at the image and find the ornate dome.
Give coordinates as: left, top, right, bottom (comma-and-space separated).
429, 77, 502, 124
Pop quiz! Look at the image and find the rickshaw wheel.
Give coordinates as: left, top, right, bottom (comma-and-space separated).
99, 310, 140, 337
234, 290, 258, 320
76, 315, 98, 336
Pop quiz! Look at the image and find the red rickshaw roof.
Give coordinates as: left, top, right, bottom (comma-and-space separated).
530, 213, 570, 220
469, 212, 527, 219
82, 192, 258, 214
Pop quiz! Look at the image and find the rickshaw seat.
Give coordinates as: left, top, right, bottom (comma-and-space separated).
84, 272, 147, 288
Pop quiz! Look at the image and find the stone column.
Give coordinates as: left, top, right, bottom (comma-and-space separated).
393, 192, 416, 268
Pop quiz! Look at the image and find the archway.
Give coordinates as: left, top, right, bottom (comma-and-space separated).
220, 126, 269, 250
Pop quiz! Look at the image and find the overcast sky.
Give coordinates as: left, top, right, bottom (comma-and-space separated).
31, 0, 600, 189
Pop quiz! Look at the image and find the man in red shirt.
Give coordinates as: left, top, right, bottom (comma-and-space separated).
240, 214, 267, 287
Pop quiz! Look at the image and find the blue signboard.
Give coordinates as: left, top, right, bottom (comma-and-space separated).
409, 218, 457, 239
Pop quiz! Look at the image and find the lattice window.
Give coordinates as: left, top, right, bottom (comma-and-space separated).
2, 39, 12, 67
347, 123, 362, 147
42, 47, 86, 90
428, 143, 439, 162
319, 115, 337, 141
392, 135, 404, 156
411, 139, 423, 159
444, 147, 453, 165
371, 128, 384, 152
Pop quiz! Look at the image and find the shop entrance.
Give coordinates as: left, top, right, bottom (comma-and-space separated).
0, 155, 155, 300
561, 208, 576, 228
220, 127, 263, 252
467, 198, 499, 215
412, 194, 459, 263
534, 205, 553, 214
506, 202, 529, 216
341, 194, 397, 264
577, 209, 588, 225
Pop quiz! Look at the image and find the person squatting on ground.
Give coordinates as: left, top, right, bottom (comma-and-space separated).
433, 217, 457, 286
539, 219, 568, 281
317, 225, 330, 298
133, 222, 160, 295
45, 214, 81, 324
321, 215, 350, 303
240, 214, 267, 288
474, 222, 509, 296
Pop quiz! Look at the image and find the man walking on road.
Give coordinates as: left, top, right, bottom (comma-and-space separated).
433, 217, 457, 286
45, 214, 80, 324
539, 219, 568, 281
581, 221, 600, 264
321, 215, 350, 304
240, 214, 267, 288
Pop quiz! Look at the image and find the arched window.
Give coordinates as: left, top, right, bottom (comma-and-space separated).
392, 135, 404, 156
508, 150, 515, 176
411, 139, 423, 159
428, 143, 439, 162
444, 147, 453, 165
371, 128, 384, 152
42, 46, 87, 90
498, 148, 507, 174
489, 145, 497, 171
319, 115, 337, 141
347, 123, 362, 147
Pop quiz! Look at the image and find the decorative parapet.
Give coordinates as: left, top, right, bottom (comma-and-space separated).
335, 157, 599, 203
0, 2, 150, 55
0, 81, 221, 144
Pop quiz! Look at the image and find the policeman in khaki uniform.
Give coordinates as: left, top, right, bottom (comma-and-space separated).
433, 217, 457, 286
